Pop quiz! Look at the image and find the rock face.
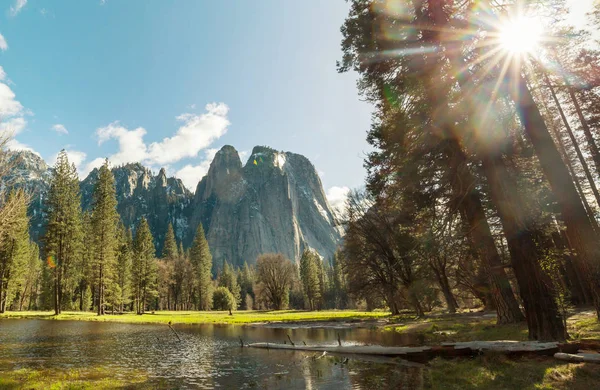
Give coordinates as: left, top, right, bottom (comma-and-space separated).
80, 163, 193, 255
187, 145, 342, 267
2, 146, 342, 266
1, 151, 52, 242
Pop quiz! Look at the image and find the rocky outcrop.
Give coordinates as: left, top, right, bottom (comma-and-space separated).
80, 163, 193, 255
3, 146, 342, 266
186, 145, 342, 268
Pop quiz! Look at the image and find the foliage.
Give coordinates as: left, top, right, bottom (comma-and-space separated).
212, 286, 236, 311
190, 224, 213, 310
255, 253, 295, 310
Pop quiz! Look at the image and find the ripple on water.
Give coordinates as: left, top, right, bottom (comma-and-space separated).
0, 319, 425, 388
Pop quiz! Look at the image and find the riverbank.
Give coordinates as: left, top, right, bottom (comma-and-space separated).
0, 309, 389, 326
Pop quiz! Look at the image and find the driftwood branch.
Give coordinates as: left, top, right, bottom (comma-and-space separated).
287, 334, 295, 346
247, 341, 583, 362
167, 323, 181, 342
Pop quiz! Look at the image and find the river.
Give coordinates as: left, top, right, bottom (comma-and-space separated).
0, 319, 426, 388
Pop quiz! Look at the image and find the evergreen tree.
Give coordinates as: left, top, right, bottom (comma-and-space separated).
161, 223, 178, 310
299, 250, 321, 311
190, 224, 213, 310
331, 250, 348, 309
17, 241, 41, 311
0, 190, 29, 312
43, 151, 83, 315
77, 212, 94, 311
132, 218, 158, 314
218, 260, 241, 308
90, 160, 119, 315
238, 262, 255, 310
114, 224, 132, 313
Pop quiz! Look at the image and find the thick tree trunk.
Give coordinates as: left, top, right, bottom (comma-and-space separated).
481, 154, 567, 340
509, 74, 600, 319
432, 265, 458, 313
448, 140, 524, 324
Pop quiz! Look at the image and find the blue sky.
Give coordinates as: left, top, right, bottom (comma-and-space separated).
0, 0, 374, 208
0, 0, 592, 209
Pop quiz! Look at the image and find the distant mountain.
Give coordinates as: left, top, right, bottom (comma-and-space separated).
3, 146, 342, 267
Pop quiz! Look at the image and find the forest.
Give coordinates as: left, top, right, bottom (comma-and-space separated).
1, 0, 600, 347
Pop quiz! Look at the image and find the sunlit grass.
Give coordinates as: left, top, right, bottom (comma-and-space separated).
428, 355, 600, 390
0, 309, 389, 325
0, 366, 148, 389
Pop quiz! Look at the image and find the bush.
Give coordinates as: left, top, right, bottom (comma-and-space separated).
213, 287, 236, 311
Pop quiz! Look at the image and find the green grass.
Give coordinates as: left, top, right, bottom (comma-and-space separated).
427, 355, 600, 389
0, 367, 149, 389
0, 309, 389, 326
384, 310, 600, 343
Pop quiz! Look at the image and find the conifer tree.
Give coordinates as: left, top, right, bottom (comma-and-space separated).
162, 223, 177, 310
44, 151, 83, 315
90, 160, 119, 315
218, 260, 241, 308
18, 241, 41, 311
77, 212, 94, 311
114, 224, 132, 313
132, 218, 158, 314
190, 224, 213, 310
0, 190, 29, 313
299, 250, 321, 311
238, 262, 255, 310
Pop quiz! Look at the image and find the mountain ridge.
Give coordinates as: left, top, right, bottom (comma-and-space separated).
3, 145, 342, 267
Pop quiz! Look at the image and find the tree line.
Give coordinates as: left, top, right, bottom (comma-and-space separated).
0, 149, 349, 314
338, 0, 600, 341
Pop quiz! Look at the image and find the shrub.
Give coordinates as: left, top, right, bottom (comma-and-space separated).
213, 287, 236, 311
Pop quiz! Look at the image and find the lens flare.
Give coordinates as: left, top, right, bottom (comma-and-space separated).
47, 255, 56, 268
499, 16, 543, 55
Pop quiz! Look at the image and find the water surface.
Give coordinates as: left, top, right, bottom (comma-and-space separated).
0, 319, 425, 388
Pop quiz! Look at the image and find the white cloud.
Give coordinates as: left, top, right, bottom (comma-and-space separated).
326, 186, 350, 211
9, 0, 27, 16
95, 102, 229, 168
96, 122, 148, 166
0, 83, 24, 119
0, 117, 26, 136
146, 103, 229, 165
0, 34, 7, 52
239, 150, 249, 163
6, 139, 40, 157
81, 158, 105, 178
51, 124, 68, 135
0, 68, 28, 144
175, 148, 218, 191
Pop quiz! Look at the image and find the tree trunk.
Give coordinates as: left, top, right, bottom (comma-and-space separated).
545, 73, 600, 209
54, 268, 60, 315
568, 87, 600, 174
448, 140, 525, 324
98, 264, 103, 316
509, 73, 600, 319
481, 154, 567, 340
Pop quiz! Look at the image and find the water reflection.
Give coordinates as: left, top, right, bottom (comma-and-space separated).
0, 319, 424, 389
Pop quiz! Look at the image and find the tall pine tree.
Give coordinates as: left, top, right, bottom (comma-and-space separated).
44, 151, 83, 315
132, 218, 158, 314
90, 160, 119, 315
190, 224, 213, 311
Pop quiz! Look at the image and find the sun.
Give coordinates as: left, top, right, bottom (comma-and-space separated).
498, 15, 544, 55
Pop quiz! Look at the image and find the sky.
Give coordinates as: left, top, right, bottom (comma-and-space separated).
0, 0, 594, 210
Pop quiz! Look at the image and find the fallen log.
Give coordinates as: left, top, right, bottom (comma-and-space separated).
247, 341, 575, 362
554, 352, 600, 364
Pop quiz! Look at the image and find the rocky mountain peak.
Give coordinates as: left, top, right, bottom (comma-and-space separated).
3, 146, 342, 267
